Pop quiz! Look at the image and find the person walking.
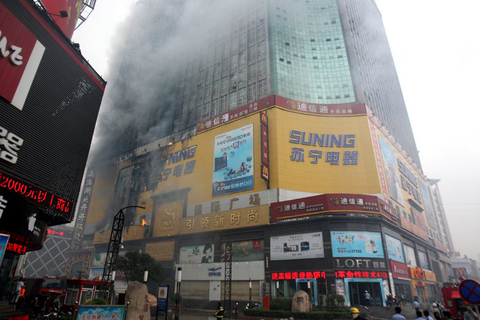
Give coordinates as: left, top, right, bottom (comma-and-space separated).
392, 307, 406, 320
387, 293, 394, 309
10, 277, 24, 308
424, 310, 434, 320
215, 302, 225, 319
413, 298, 421, 313
365, 290, 372, 306
464, 306, 479, 320
416, 311, 424, 320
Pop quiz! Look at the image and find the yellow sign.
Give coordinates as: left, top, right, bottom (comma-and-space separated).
152, 200, 182, 237
269, 109, 380, 194
145, 241, 175, 261
180, 205, 269, 234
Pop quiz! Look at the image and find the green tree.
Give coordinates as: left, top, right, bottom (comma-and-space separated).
115, 250, 163, 283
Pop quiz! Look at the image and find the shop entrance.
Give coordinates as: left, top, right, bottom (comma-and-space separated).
296, 279, 317, 306
347, 281, 383, 306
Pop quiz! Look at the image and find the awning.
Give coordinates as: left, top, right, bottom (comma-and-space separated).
451, 291, 461, 299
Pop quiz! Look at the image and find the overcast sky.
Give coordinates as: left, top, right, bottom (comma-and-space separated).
72, 0, 480, 261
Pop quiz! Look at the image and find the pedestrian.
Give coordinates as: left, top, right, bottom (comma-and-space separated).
10, 277, 24, 308
424, 310, 434, 320
433, 312, 442, 320
392, 307, 406, 320
365, 290, 372, 306
413, 298, 420, 313
215, 302, 225, 319
443, 311, 453, 320
416, 311, 424, 320
351, 307, 367, 320
464, 306, 479, 320
387, 293, 394, 309
432, 303, 440, 316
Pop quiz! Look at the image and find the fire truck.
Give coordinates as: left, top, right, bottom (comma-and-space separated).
441, 282, 467, 320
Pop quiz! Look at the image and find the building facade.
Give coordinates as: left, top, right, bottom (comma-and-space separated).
72, 0, 454, 308
0, 0, 105, 287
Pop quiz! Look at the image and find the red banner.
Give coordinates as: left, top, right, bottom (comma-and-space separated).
271, 193, 397, 223
0, 4, 45, 110
390, 260, 410, 278
41, 0, 83, 39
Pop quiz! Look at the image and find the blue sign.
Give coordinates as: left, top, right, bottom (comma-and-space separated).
157, 284, 169, 311
331, 231, 385, 258
0, 234, 10, 266
385, 234, 405, 263
459, 280, 480, 305
76, 306, 126, 320
212, 124, 254, 197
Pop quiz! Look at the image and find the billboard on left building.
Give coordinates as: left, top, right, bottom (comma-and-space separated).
0, 0, 105, 251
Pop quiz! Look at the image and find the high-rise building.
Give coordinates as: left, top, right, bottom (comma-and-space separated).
72, 0, 453, 308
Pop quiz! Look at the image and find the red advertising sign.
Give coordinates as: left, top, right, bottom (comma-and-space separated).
197, 96, 274, 132
272, 270, 326, 280
0, 3, 45, 111
390, 260, 410, 278
271, 193, 397, 223
261, 123, 268, 165
274, 95, 367, 116
41, 0, 83, 39
335, 270, 388, 279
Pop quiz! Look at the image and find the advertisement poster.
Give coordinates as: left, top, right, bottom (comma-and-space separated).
0, 234, 9, 266
419, 182, 437, 229
212, 124, 254, 197
385, 235, 404, 263
336, 279, 345, 295
179, 244, 214, 263
378, 136, 404, 205
331, 231, 384, 258
220, 240, 264, 262
76, 306, 126, 320
270, 232, 324, 261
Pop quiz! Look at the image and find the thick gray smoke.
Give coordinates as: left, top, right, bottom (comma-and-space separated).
88, 0, 240, 166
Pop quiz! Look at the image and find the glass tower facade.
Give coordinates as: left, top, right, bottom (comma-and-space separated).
105, 0, 420, 169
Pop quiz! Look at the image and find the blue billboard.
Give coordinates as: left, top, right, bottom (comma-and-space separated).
385, 234, 405, 263
331, 231, 384, 258
212, 124, 254, 197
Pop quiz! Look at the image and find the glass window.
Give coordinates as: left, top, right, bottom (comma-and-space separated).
403, 245, 417, 267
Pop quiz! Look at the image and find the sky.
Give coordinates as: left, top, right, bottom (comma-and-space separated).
71, 0, 480, 260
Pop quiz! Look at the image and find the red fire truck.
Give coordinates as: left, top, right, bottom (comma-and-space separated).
441, 283, 467, 320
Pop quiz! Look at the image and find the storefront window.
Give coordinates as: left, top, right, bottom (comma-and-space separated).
403, 245, 417, 267
418, 251, 429, 270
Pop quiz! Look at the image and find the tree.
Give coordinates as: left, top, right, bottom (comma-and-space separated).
115, 250, 163, 283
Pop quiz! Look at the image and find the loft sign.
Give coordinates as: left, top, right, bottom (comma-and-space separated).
335, 258, 387, 270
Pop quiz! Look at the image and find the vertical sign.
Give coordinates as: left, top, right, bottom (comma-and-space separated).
71, 169, 95, 250
156, 284, 169, 320
260, 111, 270, 186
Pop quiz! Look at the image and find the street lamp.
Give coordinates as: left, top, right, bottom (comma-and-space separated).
249, 278, 252, 307
143, 269, 149, 283
175, 267, 182, 320
109, 271, 116, 305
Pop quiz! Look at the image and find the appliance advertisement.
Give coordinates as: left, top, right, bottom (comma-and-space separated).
179, 244, 214, 264
270, 232, 324, 261
212, 124, 254, 197
331, 231, 384, 258
385, 234, 405, 263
